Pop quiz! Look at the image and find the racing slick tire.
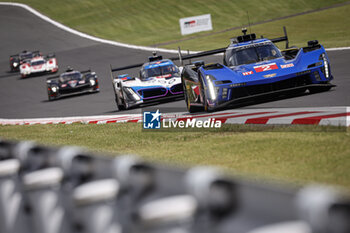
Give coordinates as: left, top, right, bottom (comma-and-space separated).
182, 77, 203, 113
48, 91, 60, 101
48, 94, 58, 101
199, 75, 212, 112
203, 91, 211, 112
115, 95, 127, 111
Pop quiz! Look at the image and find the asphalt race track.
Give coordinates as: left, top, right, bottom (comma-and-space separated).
0, 5, 349, 119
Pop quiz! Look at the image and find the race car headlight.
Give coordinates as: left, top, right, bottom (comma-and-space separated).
13, 62, 18, 67
51, 86, 58, 92
222, 88, 228, 99
205, 75, 217, 100
321, 53, 330, 78
125, 87, 141, 101
89, 79, 96, 86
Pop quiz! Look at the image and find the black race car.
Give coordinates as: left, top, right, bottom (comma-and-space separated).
9, 50, 41, 72
46, 68, 99, 101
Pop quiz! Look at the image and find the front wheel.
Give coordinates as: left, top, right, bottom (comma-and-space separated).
182, 76, 203, 113
48, 95, 57, 101
185, 95, 203, 113
115, 95, 127, 111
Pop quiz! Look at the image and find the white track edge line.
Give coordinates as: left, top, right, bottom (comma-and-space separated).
1, 2, 349, 54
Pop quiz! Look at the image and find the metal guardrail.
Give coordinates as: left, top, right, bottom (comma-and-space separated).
0, 139, 349, 233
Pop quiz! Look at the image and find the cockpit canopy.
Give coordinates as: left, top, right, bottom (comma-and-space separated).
31, 60, 45, 66
140, 61, 179, 80
59, 71, 82, 82
224, 42, 282, 66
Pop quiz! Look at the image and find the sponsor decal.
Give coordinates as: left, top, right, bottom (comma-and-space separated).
230, 83, 246, 87
68, 80, 77, 87
179, 14, 213, 35
263, 73, 277, 78
191, 85, 200, 95
254, 63, 278, 73
155, 74, 172, 79
243, 71, 253, 76
281, 63, 294, 69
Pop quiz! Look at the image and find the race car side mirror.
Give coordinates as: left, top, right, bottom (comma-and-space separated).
193, 60, 205, 68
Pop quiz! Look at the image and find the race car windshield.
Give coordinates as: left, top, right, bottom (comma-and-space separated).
31, 60, 45, 66
142, 64, 179, 79
59, 72, 82, 82
226, 43, 282, 66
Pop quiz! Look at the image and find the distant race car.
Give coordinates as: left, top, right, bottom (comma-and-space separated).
9, 50, 41, 72
20, 54, 58, 78
110, 53, 183, 110
46, 68, 99, 101
180, 27, 335, 112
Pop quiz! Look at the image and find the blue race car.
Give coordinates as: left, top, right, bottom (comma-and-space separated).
181, 28, 335, 112
110, 53, 183, 110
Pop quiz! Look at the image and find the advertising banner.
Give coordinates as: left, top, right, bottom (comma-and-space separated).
179, 14, 213, 35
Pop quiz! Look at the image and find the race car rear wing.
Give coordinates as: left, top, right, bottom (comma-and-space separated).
270, 26, 289, 48
110, 27, 289, 70
111, 62, 145, 72
46, 70, 92, 81
46, 53, 56, 59
10, 50, 41, 59
80, 69, 92, 74
32, 50, 41, 56
175, 26, 289, 65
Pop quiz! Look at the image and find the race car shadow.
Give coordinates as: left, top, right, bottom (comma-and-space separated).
0, 71, 19, 79
189, 88, 335, 114
214, 88, 335, 111
105, 96, 185, 113
142, 96, 185, 108
41, 91, 99, 102
17, 72, 57, 80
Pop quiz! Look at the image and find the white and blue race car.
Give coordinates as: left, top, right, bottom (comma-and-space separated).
110, 54, 183, 110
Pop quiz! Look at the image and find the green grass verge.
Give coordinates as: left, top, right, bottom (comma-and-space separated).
4, 0, 350, 50
165, 4, 350, 50
1, 123, 349, 190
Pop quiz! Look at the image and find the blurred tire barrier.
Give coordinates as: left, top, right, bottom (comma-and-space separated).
0, 139, 349, 233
